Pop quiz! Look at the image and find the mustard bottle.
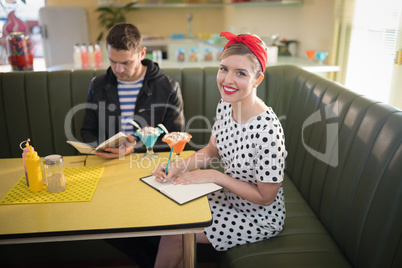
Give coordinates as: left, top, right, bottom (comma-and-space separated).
26, 146, 43, 192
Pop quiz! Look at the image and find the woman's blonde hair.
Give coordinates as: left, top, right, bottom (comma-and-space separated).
220, 34, 268, 78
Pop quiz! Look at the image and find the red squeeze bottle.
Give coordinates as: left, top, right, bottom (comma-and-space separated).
81, 44, 88, 69
94, 43, 103, 68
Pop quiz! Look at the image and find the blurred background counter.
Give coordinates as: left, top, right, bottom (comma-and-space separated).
0, 55, 339, 79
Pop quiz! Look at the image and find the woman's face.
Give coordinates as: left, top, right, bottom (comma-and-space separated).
216, 54, 259, 105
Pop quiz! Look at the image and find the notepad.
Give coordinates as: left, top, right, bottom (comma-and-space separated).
141, 175, 222, 205
67, 132, 128, 154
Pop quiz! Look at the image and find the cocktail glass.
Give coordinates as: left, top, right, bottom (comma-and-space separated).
315, 51, 329, 65
134, 127, 164, 160
305, 49, 317, 63
162, 132, 192, 162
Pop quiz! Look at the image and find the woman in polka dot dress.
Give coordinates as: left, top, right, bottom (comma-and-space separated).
152, 31, 287, 268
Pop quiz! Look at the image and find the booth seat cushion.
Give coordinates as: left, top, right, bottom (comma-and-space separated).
219, 176, 352, 268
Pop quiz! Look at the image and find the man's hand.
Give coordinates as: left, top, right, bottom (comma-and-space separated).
96, 134, 136, 159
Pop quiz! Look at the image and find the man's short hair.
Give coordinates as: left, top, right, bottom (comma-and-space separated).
106, 23, 142, 53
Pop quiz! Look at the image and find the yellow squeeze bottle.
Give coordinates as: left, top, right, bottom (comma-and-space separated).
26, 146, 43, 192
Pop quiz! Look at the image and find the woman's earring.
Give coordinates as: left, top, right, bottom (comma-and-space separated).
254, 75, 264, 88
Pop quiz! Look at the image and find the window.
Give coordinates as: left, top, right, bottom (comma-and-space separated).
346, 0, 401, 104
335, 0, 402, 106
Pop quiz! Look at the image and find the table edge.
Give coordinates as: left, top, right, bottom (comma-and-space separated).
0, 217, 212, 244
0, 217, 212, 245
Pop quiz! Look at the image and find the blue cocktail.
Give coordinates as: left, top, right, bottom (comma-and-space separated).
135, 126, 164, 159
315, 51, 329, 65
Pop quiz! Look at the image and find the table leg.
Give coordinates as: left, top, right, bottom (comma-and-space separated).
182, 233, 196, 268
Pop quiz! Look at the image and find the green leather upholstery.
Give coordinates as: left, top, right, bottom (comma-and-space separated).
0, 66, 401, 268
0, 70, 98, 158
256, 66, 402, 268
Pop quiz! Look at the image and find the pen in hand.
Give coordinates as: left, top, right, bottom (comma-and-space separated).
162, 147, 174, 183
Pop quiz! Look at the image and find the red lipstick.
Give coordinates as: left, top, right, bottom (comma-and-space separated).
222, 85, 237, 95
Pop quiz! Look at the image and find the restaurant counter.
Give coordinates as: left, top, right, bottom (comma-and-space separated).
0, 56, 339, 78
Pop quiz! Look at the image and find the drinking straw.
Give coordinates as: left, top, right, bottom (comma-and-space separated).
165, 147, 174, 175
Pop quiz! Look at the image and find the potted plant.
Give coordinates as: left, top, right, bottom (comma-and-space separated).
95, 2, 137, 42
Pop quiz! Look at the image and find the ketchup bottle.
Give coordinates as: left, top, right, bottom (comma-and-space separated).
81, 44, 89, 69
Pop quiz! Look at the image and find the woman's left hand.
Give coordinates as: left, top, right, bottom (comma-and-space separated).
172, 169, 220, 185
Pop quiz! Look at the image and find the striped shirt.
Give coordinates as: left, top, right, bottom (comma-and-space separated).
118, 74, 144, 136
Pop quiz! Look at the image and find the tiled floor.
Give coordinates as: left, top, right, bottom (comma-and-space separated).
86, 260, 219, 268
1, 240, 220, 267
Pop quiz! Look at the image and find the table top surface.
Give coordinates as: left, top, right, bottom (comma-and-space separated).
0, 151, 212, 243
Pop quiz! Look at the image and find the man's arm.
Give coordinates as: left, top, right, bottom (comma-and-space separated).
152, 80, 184, 152
164, 80, 185, 132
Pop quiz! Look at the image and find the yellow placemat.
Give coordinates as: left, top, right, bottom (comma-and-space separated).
0, 166, 104, 205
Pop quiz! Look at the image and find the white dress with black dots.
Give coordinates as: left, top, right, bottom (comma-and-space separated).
205, 99, 287, 251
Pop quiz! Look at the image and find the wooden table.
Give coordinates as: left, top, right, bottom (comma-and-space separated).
0, 151, 212, 267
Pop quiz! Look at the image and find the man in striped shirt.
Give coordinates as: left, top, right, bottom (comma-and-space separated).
81, 23, 184, 160
118, 76, 143, 136
81, 23, 184, 268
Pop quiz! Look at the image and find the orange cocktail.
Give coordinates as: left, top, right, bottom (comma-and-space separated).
162, 132, 192, 161
305, 49, 317, 64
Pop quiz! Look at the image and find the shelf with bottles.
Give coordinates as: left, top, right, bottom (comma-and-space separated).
73, 44, 104, 69
132, 0, 302, 9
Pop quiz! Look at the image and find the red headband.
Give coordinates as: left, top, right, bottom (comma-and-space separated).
220, 32, 267, 73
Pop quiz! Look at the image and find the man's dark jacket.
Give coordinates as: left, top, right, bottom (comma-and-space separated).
81, 59, 184, 152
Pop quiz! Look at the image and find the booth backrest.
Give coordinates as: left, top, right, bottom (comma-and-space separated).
264, 66, 402, 267
0, 67, 220, 158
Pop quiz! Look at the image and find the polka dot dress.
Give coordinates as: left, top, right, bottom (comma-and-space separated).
205, 99, 287, 251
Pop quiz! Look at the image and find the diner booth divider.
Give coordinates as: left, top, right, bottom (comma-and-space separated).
0, 68, 221, 158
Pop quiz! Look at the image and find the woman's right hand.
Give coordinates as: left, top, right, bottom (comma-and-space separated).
152, 160, 187, 183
